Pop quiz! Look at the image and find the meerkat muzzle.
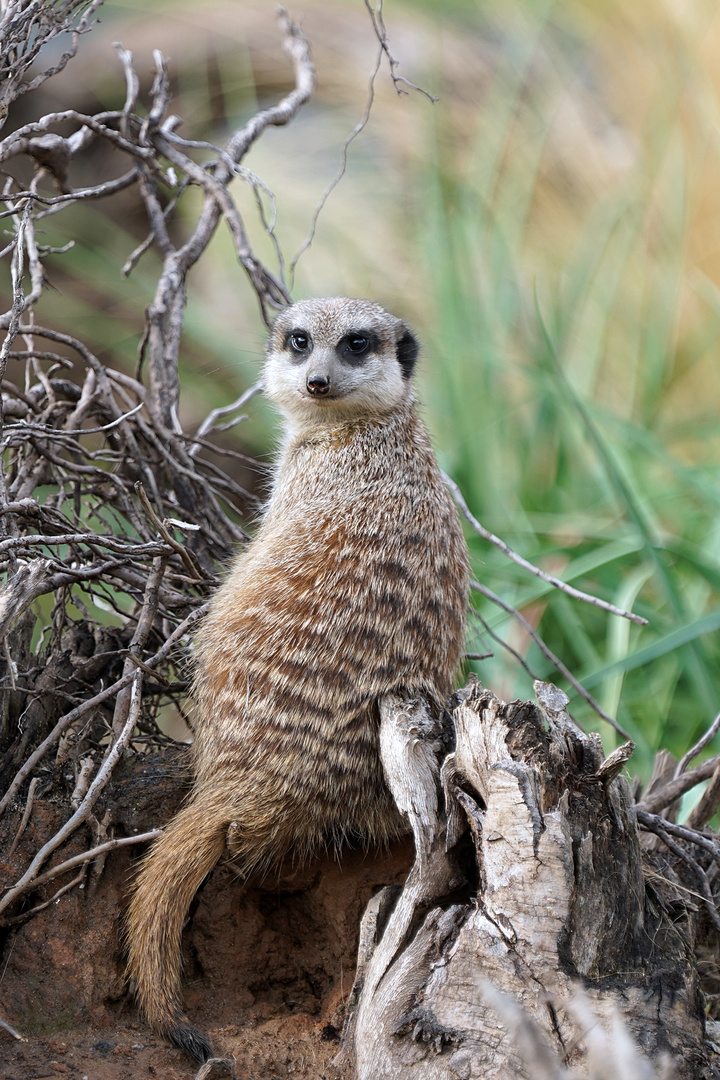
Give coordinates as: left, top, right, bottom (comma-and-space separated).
306, 374, 331, 395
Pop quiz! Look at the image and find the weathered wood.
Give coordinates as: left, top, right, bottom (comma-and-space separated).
343, 678, 713, 1079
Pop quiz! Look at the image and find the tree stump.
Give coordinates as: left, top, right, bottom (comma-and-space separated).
341, 677, 713, 1079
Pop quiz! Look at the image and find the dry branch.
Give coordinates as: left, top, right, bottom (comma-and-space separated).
471, 577, 631, 737
0, 668, 144, 916
445, 472, 646, 625
0, 5, 321, 968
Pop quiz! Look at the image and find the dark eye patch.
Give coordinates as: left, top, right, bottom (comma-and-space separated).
337, 331, 378, 364
285, 330, 313, 355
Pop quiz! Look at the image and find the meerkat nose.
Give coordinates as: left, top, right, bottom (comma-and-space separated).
306, 374, 330, 396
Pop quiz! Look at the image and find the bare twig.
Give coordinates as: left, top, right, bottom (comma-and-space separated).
191, 381, 263, 455
363, 0, 437, 102
636, 808, 720, 867
0, 604, 208, 818
291, 30, 383, 278
636, 808, 720, 932
138, 7, 314, 433
135, 483, 205, 580
446, 473, 647, 625
471, 579, 631, 739
114, 42, 140, 117
0, 0, 105, 123
0, 1013, 25, 1041
291, 0, 439, 277
223, 9, 316, 172
3, 868, 88, 926
675, 709, 720, 777
110, 554, 166, 740
637, 755, 720, 816
0, 670, 144, 916
470, 606, 537, 681
2, 830, 163, 918
70, 756, 95, 809
687, 760, 720, 830
6, 776, 39, 860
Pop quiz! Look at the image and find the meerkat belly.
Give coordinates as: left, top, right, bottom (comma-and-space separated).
200, 518, 459, 711
193, 501, 463, 837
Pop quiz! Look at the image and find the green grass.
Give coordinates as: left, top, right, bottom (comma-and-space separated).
10, 0, 720, 780
407, 0, 720, 774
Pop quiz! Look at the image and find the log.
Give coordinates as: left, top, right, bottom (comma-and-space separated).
341, 677, 713, 1079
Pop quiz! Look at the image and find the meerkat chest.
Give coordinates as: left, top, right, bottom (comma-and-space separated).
265, 422, 437, 540
201, 409, 467, 699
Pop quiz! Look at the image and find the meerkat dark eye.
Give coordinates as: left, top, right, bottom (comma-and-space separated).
338, 332, 376, 363
346, 335, 369, 354
287, 331, 311, 354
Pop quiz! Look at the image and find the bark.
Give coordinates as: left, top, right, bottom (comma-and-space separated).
342, 677, 714, 1080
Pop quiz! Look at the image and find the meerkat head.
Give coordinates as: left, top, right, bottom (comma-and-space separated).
263, 297, 419, 432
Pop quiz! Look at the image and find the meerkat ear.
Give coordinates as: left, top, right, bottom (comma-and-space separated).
396, 327, 419, 380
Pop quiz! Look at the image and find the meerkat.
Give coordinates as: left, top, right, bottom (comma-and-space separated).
125, 297, 469, 1062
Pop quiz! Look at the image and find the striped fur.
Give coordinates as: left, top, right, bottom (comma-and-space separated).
125, 298, 469, 1061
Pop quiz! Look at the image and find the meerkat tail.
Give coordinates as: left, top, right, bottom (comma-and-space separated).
125, 799, 229, 1062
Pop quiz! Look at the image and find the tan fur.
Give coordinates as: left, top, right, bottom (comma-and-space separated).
125, 298, 469, 1061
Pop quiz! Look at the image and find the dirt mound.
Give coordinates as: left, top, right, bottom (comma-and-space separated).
1, 754, 413, 1079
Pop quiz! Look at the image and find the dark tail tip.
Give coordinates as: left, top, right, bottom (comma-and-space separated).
168, 1019, 214, 1063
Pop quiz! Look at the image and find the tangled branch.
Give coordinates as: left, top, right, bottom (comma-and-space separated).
0, 0, 104, 125
0, 4, 313, 924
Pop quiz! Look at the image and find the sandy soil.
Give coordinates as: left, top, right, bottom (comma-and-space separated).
0, 752, 414, 1080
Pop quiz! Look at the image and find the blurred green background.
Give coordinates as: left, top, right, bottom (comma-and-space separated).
7, 0, 720, 776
